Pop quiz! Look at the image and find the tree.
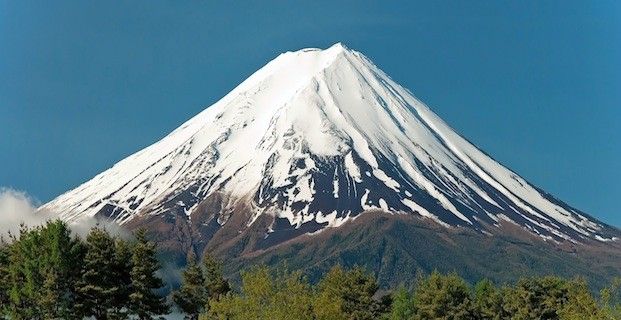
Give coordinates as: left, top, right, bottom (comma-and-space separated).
0, 238, 10, 317
6, 224, 45, 319
207, 265, 313, 320
502, 276, 573, 320
173, 253, 207, 320
557, 278, 601, 320
412, 271, 475, 320
473, 279, 504, 320
112, 237, 134, 316
39, 220, 85, 319
4, 221, 84, 319
600, 277, 621, 320
76, 227, 127, 320
202, 253, 231, 302
388, 285, 415, 320
312, 266, 345, 320
128, 228, 169, 319
314, 265, 384, 320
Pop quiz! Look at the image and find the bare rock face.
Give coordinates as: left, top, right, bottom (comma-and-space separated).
43, 43, 621, 286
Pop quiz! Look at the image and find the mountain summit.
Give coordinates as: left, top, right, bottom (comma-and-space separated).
43, 44, 620, 285
43, 43, 616, 243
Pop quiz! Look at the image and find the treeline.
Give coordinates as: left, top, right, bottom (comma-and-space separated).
1, 220, 620, 320
0, 220, 167, 319
193, 266, 621, 320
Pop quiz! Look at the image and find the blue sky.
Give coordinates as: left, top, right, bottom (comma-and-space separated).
1, 1, 619, 227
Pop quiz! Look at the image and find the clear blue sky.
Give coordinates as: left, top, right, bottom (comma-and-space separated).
1, 1, 619, 227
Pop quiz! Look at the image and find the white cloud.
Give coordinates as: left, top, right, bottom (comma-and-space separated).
0, 187, 128, 239
0, 188, 51, 238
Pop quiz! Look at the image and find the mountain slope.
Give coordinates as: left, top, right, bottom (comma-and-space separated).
43, 43, 617, 243
42, 43, 620, 285
213, 212, 621, 289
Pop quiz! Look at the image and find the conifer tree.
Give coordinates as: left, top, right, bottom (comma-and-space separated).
412, 271, 475, 320
40, 220, 85, 319
473, 279, 504, 320
173, 253, 207, 320
128, 228, 169, 319
207, 265, 313, 320
600, 277, 621, 319
76, 227, 126, 320
557, 278, 601, 320
40, 269, 61, 319
503, 276, 570, 319
112, 237, 134, 314
389, 286, 415, 320
314, 265, 381, 320
4, 221, 84, 319
0, 239, 10, 317
202, 253, 230, 301
7, 224, 44, 319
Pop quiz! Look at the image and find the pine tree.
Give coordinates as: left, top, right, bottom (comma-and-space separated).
76, 227, 125, 320
4, 221, 85, 319
40, 269, 59, 319
389, 286, 414, 320
600, 277, 621, 319
128, 228, 169, 319
557, 278, 601, 320
40, 220, 85, 319
173, 253, 207, 320
473, 279, 504, 320
314, 265, 382, 320
313, 267, 345, 320
202, 253, 230, 302
503, 276, 571, 319
207, 266, 313, 320
7, 224, 44, 319
412, 271, 475, 320
112, 237, 133, 316
0, 239, 10, 317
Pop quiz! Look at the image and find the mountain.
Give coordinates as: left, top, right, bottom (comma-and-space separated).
42, 43, 621, 286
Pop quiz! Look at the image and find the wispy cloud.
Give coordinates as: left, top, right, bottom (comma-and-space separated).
0, 187, 127, 239
0, 188, 50, 237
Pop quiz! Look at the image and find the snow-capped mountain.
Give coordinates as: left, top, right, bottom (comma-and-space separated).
42, 43, 618, 245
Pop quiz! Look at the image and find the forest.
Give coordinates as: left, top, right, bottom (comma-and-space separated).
0, 220, 620, 320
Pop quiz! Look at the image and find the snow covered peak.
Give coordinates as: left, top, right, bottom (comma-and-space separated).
284, 42, 350, 56
326, 42, 349, 52
42, 44, 618, 244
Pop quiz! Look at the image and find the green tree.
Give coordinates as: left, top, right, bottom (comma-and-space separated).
0, 238, 10, 317
312, 267, 345, 320
6, 224, 45, 319
5, 221, 84, 319
112, 237, 134, 316
388, 285, 415, 320
173, 253, 207, 320
600, 277, 621, 320
128, 228, 169, 319
473, 279, 504, 320
501, 275, 604, 320
76, 227, 127, 320
314, 265, 385, 320
207, 266, 313, 320
203, 253, 231, 302
412, 271, 475, 320
40, 220, 85, 319
557, 278, 601, 320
